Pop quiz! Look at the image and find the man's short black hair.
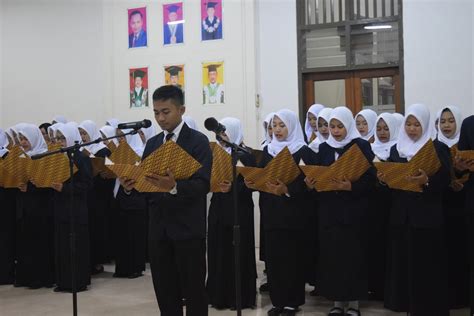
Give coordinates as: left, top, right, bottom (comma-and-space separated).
39, 122, 51, 131
129, 10, 143, 20
152, 85, 184, 107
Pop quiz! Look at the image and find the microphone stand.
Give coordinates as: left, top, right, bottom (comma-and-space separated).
215, 135, 250, 316
31, 129, 139, 316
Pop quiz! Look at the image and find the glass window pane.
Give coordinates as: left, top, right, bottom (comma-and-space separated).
361, 76, 395, 113
350, 21, 399, 65
304, 27, 347, 68
314, 79, 346, 107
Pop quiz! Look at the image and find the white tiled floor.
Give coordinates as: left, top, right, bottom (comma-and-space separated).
0, 259, 469, 316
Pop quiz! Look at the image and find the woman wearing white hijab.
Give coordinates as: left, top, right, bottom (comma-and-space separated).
392, 112, 404, 127
437, 106, 463, 148
138, 124, 157, 145
371, 113, 400, 161
53, 123, 93, 293
381, 103, 451, 315
436, 105, 469, 309
355, 109, 378, 142
78, 120, 108, 156
47, 123, 63, 145
309, 107, 332, 154
99, 125, 119, 147
0, 128, 16, 285
207, 117, 257, 310
367, 113, 399, 301
52, 115, 68, 124
183, 115, 199, 131
0, 128, 8, 158
78, 120, 114, 275
9, 123, 28, 145
259, 111, 276, 290
261, 112, 275, 148
105, 118, 120, 129
113, 128, 147, 279
307, 106, 374, 316
245, 109, 315, 315
120, 129, 145, 157
305, 103, 325, 143
13, 124, 54, 289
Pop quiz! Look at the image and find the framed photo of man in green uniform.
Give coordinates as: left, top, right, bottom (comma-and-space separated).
202, 61, 224, 105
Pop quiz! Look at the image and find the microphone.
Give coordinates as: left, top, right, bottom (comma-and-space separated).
204, 117, 226, 134
117, 119, 152, 130
31, 151, 53, 160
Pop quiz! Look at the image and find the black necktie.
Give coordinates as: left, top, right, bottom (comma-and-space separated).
165, 133, 175, 142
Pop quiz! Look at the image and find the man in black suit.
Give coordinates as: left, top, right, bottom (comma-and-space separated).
119, 85, 212, 316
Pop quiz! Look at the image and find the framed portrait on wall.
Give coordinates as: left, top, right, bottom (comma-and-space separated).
163, 2, 184, 45
202, 61, 224, 105
129, 67, 149, 108
164, 64, 185, 91
128, 7, 148, 49
201, 0, 223, 41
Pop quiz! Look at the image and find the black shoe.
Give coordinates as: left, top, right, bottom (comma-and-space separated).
281, 307, 298, 316
54, 286, 66, 293
259, 282, 269, 292
328, 307, 345, 316
127, 272, 143, 279
268, 307, 283, 316
310, 288, 318, 296
345, 308, 361, 316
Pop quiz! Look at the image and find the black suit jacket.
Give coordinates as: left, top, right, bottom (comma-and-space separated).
123, 123, 212, 241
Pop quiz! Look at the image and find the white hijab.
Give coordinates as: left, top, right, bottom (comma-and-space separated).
396, 103, 433, 161
355, 109, 378, 141
183, 116, 199, 131
18, 123, 48, 156
106, 118, 120, 129
267, 109, 306, 157
326, 106, 361, 149
10, 123, 28, 144
56, 122, 82, 147
261, 112, 275, 148
437, 105, 463, 148
48, 123, 63, 140
52, 115, 68, 124
309, 107, 333, 153
219, 117, 244, 154
141, 124, 157, 144
392, 113, 404, 128
100, 126, 119, 146
79, 120, 107, 155
305, 104, 325, 141
123, 129, 144, 157
371, 113, 400, 161
0, 128, 10, 157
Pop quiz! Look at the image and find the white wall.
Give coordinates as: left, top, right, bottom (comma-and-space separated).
1, 0, 107, 128
255, 0, 299, 142
403, 0, 473, 117
103, 0, 258, 146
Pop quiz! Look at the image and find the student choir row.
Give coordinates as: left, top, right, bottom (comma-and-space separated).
1, 103, 474, 316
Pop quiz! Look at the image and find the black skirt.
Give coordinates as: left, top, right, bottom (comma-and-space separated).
55, 222, 91, 290
114, 208, 146, 276
0, 188, 16, 285
318, 223, 368, 301
384, 225, 449, 316
206, 223, 256, 309
265, 229, 306, 308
